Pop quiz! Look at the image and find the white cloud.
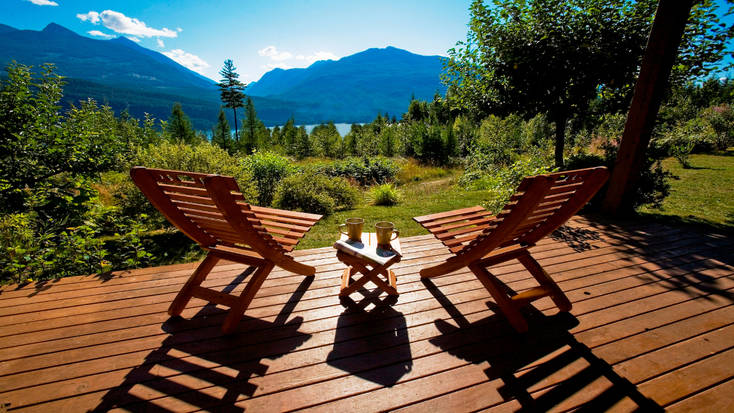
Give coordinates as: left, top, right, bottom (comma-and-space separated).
163, 49, 210, 74
157, 38, 165, 48
26, 0, 58, 6
177, 27, 183, 32
87, 30, 113, 39
258, 46, 293, 61
258, 46, 338, 72
126, 36, 141, 43
77, 11, 100, 23
77, 10, 177, 38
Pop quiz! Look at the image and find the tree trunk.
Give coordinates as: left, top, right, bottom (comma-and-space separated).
232, 108, 239, 143
602, 0, 693, 215
554, 114, 566, 168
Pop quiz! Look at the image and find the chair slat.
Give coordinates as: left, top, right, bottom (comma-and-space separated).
423, 210, 494, 229
413, 205, 486, 224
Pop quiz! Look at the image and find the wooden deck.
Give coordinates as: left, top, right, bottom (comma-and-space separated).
0, 216, 732, 412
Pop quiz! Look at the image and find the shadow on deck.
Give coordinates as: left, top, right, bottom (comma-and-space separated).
0, 216, 732, 412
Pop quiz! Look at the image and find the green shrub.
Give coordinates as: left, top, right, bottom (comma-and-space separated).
461, 156, 556, 213
370, 184, 400, 206
701, 104, 734, 150
115, 141, 258, 224
311, 157, 398, 186
241, 151, 294, 206
273, 172, 359, 215
396, 159, 451, 184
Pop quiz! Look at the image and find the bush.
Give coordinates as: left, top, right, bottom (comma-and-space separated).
370, 184, 400, 206
241, 151, 294, 206
312, 157, 398, 186
460, 156, 556, 213
701, 104, 734, 150
396, 159, 451, 184
273, 172, 359, 215
115, 141, 258, 224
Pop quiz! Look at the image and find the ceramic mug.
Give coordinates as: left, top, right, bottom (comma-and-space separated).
375, 221, 399, 246
339, 217, 364, 241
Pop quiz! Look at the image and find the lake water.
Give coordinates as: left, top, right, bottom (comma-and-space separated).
268, 123, 355, 137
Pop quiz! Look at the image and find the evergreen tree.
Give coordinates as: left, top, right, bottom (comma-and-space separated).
379, 125, 396, 157
241, 97, 266, 153
294, 125, 312, 159
282, 117, 298, 155
166, 103, 197, 143
217, 59, 246, 143
211, 108, 232, 152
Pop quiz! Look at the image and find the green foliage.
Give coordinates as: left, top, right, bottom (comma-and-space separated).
444, 0, 732, 166
395, 159, 452, 184
211, 108, 233, 153
370, 184, 400, 206
241, 151, 294, 206
218, 59, 246, 141
312, 122, 342, 157
273, 172, 359, 215
166, 102, 198, 143
240, 97, 268, 153
311, 157, 398, 186
116, 141, 258, 223
460, 155, 556, 213
701, 104, 734, 150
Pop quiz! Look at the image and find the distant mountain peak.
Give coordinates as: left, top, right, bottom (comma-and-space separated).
42, 22, 78, 36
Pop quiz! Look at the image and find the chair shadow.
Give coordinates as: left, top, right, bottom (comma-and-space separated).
422, 279, 663, 412
584, 213, 734, 304
92, 270, 314, 412
326, 288, 411, 387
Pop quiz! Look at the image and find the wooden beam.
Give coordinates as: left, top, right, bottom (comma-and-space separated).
602, 0, 694, 215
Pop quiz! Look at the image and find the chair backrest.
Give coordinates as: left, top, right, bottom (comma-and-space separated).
130, 167, 284, 257
459, 167, 609, 258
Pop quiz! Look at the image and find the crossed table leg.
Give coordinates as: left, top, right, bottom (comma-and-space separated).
336, 251, 399, 297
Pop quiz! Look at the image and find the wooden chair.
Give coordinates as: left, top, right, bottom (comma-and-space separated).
130, 167, 322, 334
413, 167, 609, 332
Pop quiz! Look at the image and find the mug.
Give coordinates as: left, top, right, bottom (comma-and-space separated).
375, 221, 399, 246
339, 217, 364, 241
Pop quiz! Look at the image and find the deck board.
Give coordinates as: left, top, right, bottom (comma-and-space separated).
0, 217, 732, 412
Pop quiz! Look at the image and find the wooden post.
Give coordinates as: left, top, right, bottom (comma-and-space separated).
602, 0, 694, 215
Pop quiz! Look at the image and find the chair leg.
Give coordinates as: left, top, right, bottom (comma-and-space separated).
469, 263, 528, 332
221, 262, 275, 334
517, 252, 572, 312
168, 254, 220, 317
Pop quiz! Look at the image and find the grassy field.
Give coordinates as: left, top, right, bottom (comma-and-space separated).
639, 150, 734, 232
297, 176, 488, 249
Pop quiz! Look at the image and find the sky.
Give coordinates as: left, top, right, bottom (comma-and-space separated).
0, 0, 473, 83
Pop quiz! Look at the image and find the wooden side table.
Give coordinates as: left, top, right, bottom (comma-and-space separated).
333, 233, 402, 297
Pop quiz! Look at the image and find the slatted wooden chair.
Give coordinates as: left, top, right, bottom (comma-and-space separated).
413, 167, 609, 332
130, 167, 322, 334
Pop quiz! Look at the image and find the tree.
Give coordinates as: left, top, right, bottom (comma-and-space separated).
217, 59, 246, 143
211, 108, 233, 153
241, 97, 267, 153
445, 0, 732, 167
166, 103, 197, 143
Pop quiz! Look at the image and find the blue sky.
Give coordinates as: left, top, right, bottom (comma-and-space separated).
2, 0, 732, 83
1, 0, 473, 83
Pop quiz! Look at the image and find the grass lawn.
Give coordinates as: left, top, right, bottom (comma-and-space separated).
297, 177, 488, 249
639, 149, 734, 232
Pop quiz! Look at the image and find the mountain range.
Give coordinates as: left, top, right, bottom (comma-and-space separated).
0, 22, 446, 128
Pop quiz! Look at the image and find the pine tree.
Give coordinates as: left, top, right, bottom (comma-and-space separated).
217, 59, 246, 143
211, 108, 232, 152
166, 102, 197, 143
241, 97, 266, 153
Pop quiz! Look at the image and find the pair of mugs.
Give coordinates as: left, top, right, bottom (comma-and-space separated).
339, 218, 399, 246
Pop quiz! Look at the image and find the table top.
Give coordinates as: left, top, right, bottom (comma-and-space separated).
333, 232, 402, 266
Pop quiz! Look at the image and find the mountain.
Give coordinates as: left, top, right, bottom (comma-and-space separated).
247, 46, 447, 121
0, 23, 447, 128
